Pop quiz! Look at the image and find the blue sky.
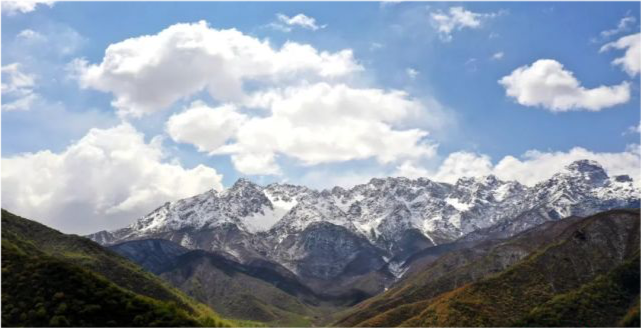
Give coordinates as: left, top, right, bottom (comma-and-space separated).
2, 1, 640, 233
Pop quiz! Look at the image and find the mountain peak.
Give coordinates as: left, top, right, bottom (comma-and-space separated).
224, 178, 265, 199
564, 160, 608, 179
231, 177, 259, 189
565, 159, 603, 172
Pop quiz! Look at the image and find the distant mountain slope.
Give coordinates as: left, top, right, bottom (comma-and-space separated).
109, 238, 319, 326
158, 249, 320, 326
341, 209, 639, 327
1, 210, 230, 327
108, 239, 190, 274
109, 238, 382, 326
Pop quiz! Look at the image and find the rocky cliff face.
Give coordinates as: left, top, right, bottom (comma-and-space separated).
88, 160, 639, 288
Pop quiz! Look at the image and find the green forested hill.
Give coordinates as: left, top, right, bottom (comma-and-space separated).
1, 209, 231, 327
2, 209, 193, 306
516, 252, 640, 327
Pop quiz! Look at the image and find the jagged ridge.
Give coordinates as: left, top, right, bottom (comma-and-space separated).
88, 160, 639, 284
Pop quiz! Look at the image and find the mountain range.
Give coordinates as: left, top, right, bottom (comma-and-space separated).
79, 160, 641, 327
88, 160, 637, 287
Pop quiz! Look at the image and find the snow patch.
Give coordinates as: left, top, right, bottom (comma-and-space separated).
388, 260, 409, 278
445, 197, 472, 212
242, 191, 299, 233
493, 183, 512, 202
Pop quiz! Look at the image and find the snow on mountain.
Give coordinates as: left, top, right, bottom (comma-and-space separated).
88, 160, 639, 255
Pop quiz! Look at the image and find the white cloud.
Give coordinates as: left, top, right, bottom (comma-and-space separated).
297, 169, 385, 190
13, 24, 84, 59
73, 21, 361, 117
1, 63, 39, 111
600, 14, 636, 39
430, 7, 502, 41
381, 0, 404, 7
167, 83, 438, 175
406, 68, 419, 79
1, 123, 223, 234
370, 42, 384, 51
273, 13, 326, 31
17, 29, 45, 40
491, 51, 504, 60
1, 0, 54, 15
167, 102, 248, 153
625, 123, 641, 135
600, 33, 640, 77
499, 59, 630, 112
430, 152, 494, 182
413, 146, 640, 187
394, 160, 431, 179
2, 93, 39, 111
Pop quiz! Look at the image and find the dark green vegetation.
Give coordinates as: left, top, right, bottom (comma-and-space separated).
517, 252, 640, 327
335, 209, 640, 327
1, 210, 231, 327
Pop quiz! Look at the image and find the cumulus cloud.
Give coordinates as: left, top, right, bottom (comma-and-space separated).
499, 59, 630, 112
600, 33, 640, 77
1, 0, 54, 15
430, 152, 494, 182
271, 13, 326, 32
73, 21, 361, 117
167, 102, 248, 153
167, 83, 438, 175
1, 63, 39, 111
1, 123, 223, 234
410, 146, 640, 186
430, 6, 502, 41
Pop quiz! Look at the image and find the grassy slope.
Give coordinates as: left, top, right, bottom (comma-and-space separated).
516, 252, 640, 327
394, 209, 640, 327
333, 214, 585, 327
1, 209, 232, 327
338, 210, 641, 328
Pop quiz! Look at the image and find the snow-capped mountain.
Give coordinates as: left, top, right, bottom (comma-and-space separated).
88, 160, 639, 284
